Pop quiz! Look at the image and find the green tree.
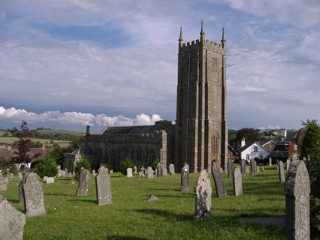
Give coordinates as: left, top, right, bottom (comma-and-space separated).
300, 119, 320, 237
74, 154, 91, 180
120, 156, 134, 175
33, 155, 58, 178
234, 128, 260, 148
154, 120, 172, 126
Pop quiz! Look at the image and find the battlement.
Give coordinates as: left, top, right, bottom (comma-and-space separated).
182, 39, 222, 49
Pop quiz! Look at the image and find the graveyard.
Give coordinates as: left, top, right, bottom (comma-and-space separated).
0, 165, 288, 240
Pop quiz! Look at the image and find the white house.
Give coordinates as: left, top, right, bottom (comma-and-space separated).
239, 138, 270, 163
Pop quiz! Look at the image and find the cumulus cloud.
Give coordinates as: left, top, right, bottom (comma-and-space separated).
0, 106, 161, 130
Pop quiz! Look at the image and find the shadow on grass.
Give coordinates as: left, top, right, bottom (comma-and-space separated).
68, 198, 97, 204
106, 236, 149, 240
135, 208, 193, 222
45, 193, 74, 197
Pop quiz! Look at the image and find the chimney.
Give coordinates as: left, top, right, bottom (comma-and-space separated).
241, 138, 246, 147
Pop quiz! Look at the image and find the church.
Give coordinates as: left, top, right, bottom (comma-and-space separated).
85, 22, 228, 173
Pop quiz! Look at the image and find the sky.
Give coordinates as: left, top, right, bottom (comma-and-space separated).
0, 0, 319, 132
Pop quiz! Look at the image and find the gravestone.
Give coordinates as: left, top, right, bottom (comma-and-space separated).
207, 164, 212, 174
147, 167, 154, 179
8, 173, 14, 179
285, 160, 310, 240
138, 171, 144, 177
76, 169, 90, 197
0, 195, 26, 240
250, 159, 256, 176
133, 166, 138, 174
194, 170, 212, 220
127, 168, 133, 178
0, 173, 3, 181
156, 163, 163, 177
141, 166, 145, 174
169, 163, 175, 175
60, 170, 66, 177
23, 172, 46, 216
241, 159, 246, 176
269, 157, 272, 166
0, 180, 8, 191
46, 177, 54, 184
18, 181, 24, 203
180, 165, 189, 192
6, 168, 9, 177
162, 165, 168, 176
211, 160, 227, 198
233, 166, 243, 196
92, 169, 96, 176
68, 172, 73, 177
18, 172, 23, 180
286, 158, 291, 171
227, 159, 233, 178
95, 166, 112, 206
43, 176, 48, 182
278, 160, 285, 183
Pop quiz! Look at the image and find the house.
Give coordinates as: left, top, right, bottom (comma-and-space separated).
238, 138, 270, 163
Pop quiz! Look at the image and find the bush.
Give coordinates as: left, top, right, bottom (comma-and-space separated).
151, 158, 160, 170
120, 156, 134, 175
74, 155, 91, 180
33, 156, 58, 178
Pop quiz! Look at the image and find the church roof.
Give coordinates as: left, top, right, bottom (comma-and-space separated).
100, 125, 175, 136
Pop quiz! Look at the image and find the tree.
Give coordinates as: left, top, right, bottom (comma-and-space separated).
74, 154, 91, 180
12, 121, 38, 165
300, 119, 320, 237
154, 120, 172, 126
33, 155, 58, 178
234, 128, 260, 148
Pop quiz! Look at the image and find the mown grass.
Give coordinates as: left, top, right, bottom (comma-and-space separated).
1, 166, 286, 240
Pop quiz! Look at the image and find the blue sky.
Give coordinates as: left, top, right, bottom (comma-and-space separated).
0, 0, 319, 132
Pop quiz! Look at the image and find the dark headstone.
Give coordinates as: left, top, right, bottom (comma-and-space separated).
194, 170, 212, 220
285, 160, 310, 240
211, 160, 227, 198
227, 159, 233, 178
95, 166, 112, 206
250, 159, 256, 176
23, 172, 46, 216
0, 195, 26, 240
76, 169, 90, 197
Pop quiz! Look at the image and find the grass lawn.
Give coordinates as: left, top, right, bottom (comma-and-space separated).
1, 166, 286, 240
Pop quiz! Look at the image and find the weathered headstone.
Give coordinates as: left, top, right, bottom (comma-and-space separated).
194, 170, 212, 220
286, 158, 291, 171
138, 171, 144, 177
95, 166, 112, 206
0, 195, 26, 240
227, 159, 233, 178
250, 159, 256, 176
60, 170, 66, 177
68, 172, 73, 177
269, 157, 272, 166
147, 167, 154, 179
207, 163, 212, 174
241, 159, 246, 176
18, 172, 23, 180
46, 177, 54, 184
76, 169, 90, 197
285, 160, 310, 240
141, 166, 145, 174
92, 169, 96, 176
0, 173, 3, 181
23, 172, 46, 216
133, 166, 138, 174
8, 173, 14, 179
180, 165, 189, 192
156, 163, 163, 177
127, 168, 133, 178
278, 160, 285, 183
18, 181, 24, 203
162, 165, 168, 176
0, 180, 8, 191
233, 166, 243, 196
147, 195, 159, 201
169, 163, 175, 175
43, 176, 48, 182
211, 160, 227, 198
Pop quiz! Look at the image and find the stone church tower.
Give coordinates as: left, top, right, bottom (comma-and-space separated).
175, 22, 228, 172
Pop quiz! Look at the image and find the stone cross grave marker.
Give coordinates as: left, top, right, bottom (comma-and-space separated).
95, 166, 112, 206
23, 172, 46, 216
233, 166, 243, 196
127, 168, 133, 178
0, 195, 26, 240
169, 163, 175, 175
241, 159, 246, 176
250, 159, 256, 176
278, 160, 285, 183
285, 160, 310, 240
211, 160, 227, 198
147, 167, 154, 179
76, 169, 90, 197
194, 170, 212, 220
180, 164, 189, 192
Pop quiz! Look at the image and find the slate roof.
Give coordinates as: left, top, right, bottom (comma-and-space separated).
100, 125, 176, 136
